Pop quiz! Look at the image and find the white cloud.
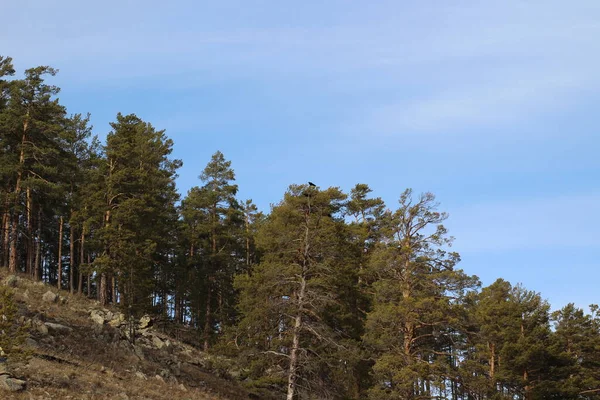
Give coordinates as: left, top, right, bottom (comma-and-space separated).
3, 1, 598, 75
3, 0, 600, 133
363, 68, 593, 134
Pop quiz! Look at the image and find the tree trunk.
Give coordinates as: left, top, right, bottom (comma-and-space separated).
162, 281, 168, 320
78, 230, 84, 294
403, 261, 414, 359
175, 244, 192, 324
8, 212, 18, 273
174, 276, 181, 324
203, 218, 217, 351
203, 284, 212, 351
287, 276, 306, 400
179, 297, 184, 324
9, 119, 28, 273
99, 209, 110, 305
34, 209, 41, 281
87, 254, 92, 298
26, 187, 32, 275
286, 203, 312, 400
100, 273, 108, 305
489, 342, 495, 380
57, 216, 63, 289
521, 318, 530, 399
245, 213, 250, 268
8, 123, 29, 273
2, 201, 9, 267
111, 275, 117, 304
69, 222, 75, 293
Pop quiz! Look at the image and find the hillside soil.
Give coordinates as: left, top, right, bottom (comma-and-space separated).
0, 270, 260, 400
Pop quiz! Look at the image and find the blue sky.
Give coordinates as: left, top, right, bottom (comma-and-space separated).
3, 1, 599, 310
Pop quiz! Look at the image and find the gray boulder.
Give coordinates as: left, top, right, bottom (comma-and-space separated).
45, 322, 73, 335
0, 374, 25, 392
108, 312, 126, 327
135, 371, 147, 380
138, 315, 152, 329
90, 310, 106, 325
152, 335, 165, 349
36, 321, 48, 335
42, 291, 57, 303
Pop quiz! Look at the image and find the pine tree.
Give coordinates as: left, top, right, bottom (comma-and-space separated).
346, 183, 385, 287
549, 304, 600, 399
364, 189, 478, 399
1, 64, 66, 277
94, 113, 181, 317
75, 135, 104, 297
57, 113, 99, 293
180, 151, 242, 349
0, 55, 16, 268
242, 199, 262, 271
463, 279, 555, 399
501, 285, 552, 399
235, 184, 363, 399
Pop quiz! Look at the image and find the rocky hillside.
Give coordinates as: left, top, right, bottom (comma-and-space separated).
0, 270, 259, 400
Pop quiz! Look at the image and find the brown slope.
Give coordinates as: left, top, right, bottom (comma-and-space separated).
0, 270, 260, 400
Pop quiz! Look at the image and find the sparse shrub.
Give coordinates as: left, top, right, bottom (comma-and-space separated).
0, 285, 29, 363
4, 275, 18, 288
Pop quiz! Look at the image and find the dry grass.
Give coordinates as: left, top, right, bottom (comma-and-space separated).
0, 269, 257, 400
6, 356, 208, 400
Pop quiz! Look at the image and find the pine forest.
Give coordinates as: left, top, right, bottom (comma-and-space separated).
1, 55, 599, 400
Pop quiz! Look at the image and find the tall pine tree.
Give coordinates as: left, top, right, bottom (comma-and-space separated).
236, 184, 363, 399
93, 113, 180, 318
364, 190, 478, 399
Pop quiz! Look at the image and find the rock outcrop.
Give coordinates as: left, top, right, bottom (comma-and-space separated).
42, 291, 57, 303
44, 322, 73, 335
0, 362, 25, 392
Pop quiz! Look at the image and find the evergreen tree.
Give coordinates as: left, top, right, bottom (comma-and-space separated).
93, 113, 181, 317
242, 199, 262, 271
0, 55, 16, 268
0, 64, 66, 277
463, 279, 555, 399
3, 53, 600, 400
364, 189, 478, 399
180, 151, 242, 349
501, 285, 552, 399
236, 184, 363, 399
68, 133, 104, 297
59, 113, 100, 293
346, 183, 385, 288
549, 303, 600, 399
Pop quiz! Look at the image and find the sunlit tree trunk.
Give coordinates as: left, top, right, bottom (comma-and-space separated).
69, 222, 75, 293
2, 199, 10, 267
100, 273, 108, 305
78, 230, 84, 294
57, 216, 63, 289
26, 187, 32, 275
34, 209, 41, 281
9, 118, 28, 273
